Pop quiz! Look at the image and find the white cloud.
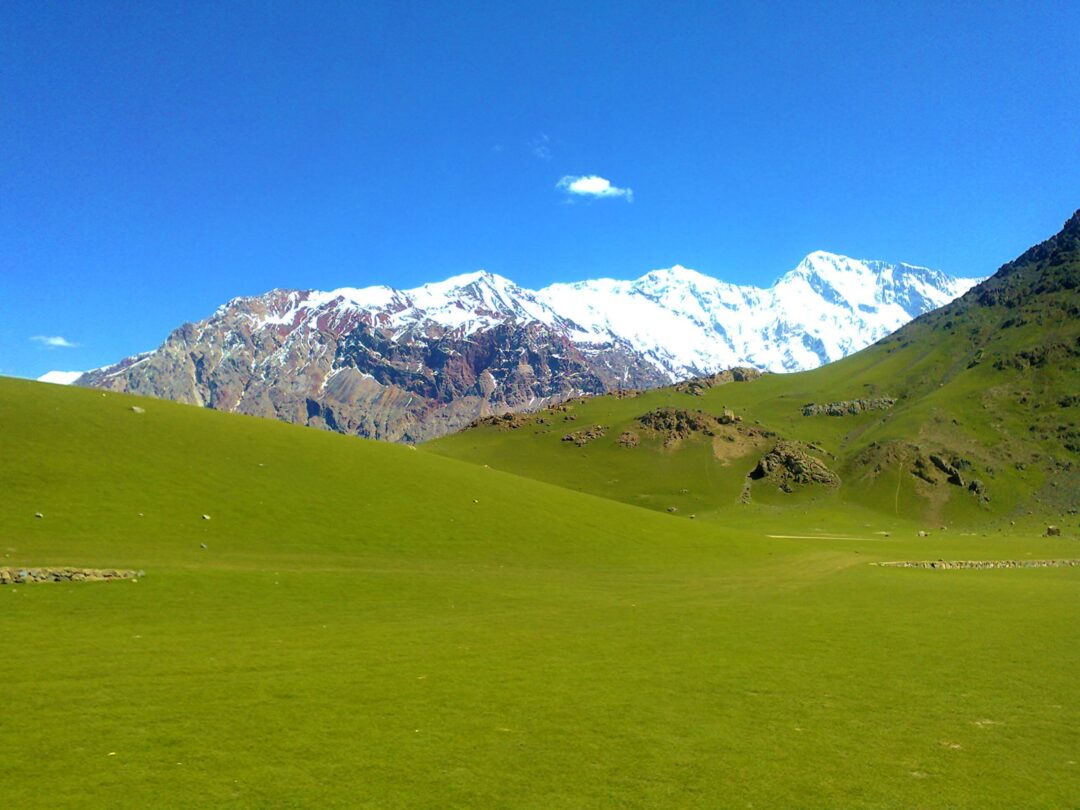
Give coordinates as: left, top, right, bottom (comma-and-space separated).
31, 335, 79, 349
556, 174, 633, 202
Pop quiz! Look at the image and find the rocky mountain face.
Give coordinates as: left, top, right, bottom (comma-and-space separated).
72, 253, 980, 442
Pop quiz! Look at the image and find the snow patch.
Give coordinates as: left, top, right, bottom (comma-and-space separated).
37, 370, 84, 385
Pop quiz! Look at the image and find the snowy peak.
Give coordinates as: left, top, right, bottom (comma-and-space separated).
777, 251, 980, 316
207, 251, 979, 376
531, 252, 981, 375
635, 264, 724, 291
405, 270, 559, 327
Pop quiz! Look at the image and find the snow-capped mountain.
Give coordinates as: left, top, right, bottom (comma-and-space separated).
71, 252, 980, 441
542, 252, 979, 374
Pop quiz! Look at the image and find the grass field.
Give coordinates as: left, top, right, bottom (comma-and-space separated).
3, 376, 1080, 807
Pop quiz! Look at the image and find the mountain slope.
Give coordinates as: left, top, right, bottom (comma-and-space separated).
72, 253, 978, 442
428, 210, 1080, 528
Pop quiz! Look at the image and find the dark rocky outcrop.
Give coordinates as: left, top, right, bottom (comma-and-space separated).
930, 454, 966, 487
972, 210, 1080, 310
968, 478, 989, 502
748, 441, 840, 491
636, 407, 742, 446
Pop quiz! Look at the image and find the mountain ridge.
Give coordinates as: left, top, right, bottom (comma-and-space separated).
65, 250, 980, 442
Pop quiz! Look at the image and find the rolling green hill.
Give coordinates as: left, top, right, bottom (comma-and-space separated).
429, 210, 1080, 531
3, 365, 1080, 806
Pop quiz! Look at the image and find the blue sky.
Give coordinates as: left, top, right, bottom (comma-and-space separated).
3, 0, 1079, 379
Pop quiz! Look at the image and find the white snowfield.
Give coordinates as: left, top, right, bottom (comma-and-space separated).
45, 250, 982, 385
539, 252, 981, 374
35, 370, 84, 385
241, 250, 980, 378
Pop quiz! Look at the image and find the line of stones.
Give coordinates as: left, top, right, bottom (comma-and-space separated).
0, 567, 145, 585
876, 559, 1080, 570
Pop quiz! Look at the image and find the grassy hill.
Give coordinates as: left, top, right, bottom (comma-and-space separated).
428, 211, 1080, 531
3, 367, 1080, 806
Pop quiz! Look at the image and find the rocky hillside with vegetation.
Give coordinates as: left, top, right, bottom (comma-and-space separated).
430, 210, 1080, 528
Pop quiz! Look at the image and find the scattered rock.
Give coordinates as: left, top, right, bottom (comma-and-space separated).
130, 406, 145, 414
562, 425, 607, 447
666, 506, 678, 513
674, 366, 763, 395
918, 530, 930, 537
993, 342, 1080, 370
636, 407, 746, 446
0, 567, 145, 585
1047, 525, 1061, 537
878, 559, 1080, 570
467, 412, 531, 431
201, 514, 211, 520
617, 430, 640, 448
200, 543, 208, 549
33, 512, 43, 519
801, 398, 895, 417
968, 478, 989, 502
930, 454, 966, 487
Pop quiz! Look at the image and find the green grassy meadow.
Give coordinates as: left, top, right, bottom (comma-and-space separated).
3, 376, 1080, 807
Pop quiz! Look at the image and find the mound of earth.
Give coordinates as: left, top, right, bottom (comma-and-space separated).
801, 397, 896, 416
747, 441, 840, 492
851, 441, 991, 503
562, 425, 607, 447
674, 367, 763, 396
467, 411, 533, 430
636, 407, 742, 446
